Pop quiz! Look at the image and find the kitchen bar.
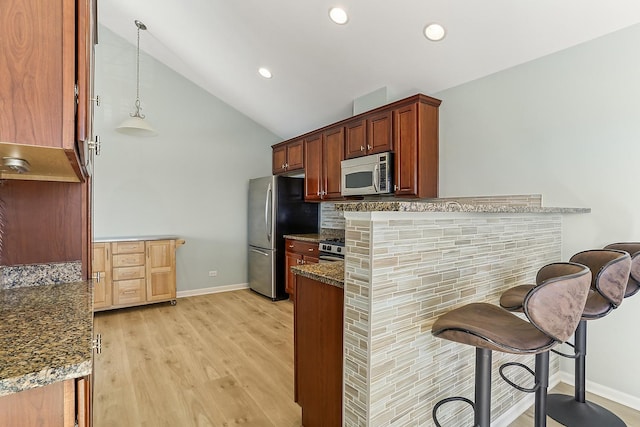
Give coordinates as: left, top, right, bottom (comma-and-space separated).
293, 196, 590, 426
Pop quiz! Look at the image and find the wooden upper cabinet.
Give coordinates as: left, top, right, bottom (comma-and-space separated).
272, 139, 304, 174
344, 111, 392, 159
322, 127, 345, 200
0, 0, 75, 149
393, 100, 439, 198
303, 133, 322, 201
0, 0, 95, 182
303, 127, 344, 201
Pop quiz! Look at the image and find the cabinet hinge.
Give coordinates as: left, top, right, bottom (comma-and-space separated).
74, 83, 79, 104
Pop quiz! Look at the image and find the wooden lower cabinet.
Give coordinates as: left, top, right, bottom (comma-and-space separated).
0, 376, 92, 427
294, 275, 343, 427
92, 239, 180, 311
284, 239, 319, 298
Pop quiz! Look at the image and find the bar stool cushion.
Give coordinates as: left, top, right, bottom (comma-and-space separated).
603, 242, 640, 298
433, 262, 591, 355
500, 249, 631, 320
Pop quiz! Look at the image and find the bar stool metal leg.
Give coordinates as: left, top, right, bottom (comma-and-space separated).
534, 351, 549, 427
547, 321, 626, 427
475, 348, 492, 427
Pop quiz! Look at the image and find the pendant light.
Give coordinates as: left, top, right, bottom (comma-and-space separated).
117, 20, 157, 137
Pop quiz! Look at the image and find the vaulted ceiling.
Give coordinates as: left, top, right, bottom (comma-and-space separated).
99, 1, 640, 140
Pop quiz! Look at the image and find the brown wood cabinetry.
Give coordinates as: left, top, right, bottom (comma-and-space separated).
393, 99, 440, 198
0, 376, 92, 427
294, 275, 343, 427
284, 239, 319, 298
92, 239, 180, 311
0, 0, 96, 182
271, 93, 440, 200
272, 139, 304, 174
304, 127, 345, 201
345, 111, 393, 159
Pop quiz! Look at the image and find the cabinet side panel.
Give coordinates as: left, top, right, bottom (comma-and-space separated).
0, 180, 84, 266
418, 102, 439, 198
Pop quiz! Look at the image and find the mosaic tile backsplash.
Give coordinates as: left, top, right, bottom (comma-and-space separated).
0, 261, 82, 289
343, 212, 563, 427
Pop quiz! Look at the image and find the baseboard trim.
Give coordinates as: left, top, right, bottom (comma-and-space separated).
492, 373, 561, 427
558, 372, 640, 412
176, 283, 249, 298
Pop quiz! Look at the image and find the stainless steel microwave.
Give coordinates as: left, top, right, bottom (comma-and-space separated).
341, 152, 393, 196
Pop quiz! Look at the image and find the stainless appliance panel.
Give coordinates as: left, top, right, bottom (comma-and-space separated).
248, 176, 276, 250
248, 246, 276, 298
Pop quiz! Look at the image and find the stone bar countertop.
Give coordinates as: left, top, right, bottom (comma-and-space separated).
0, 281, 93, 397
291, 261, 344, 289
94, 235, 181, 243
335, 198, 590, 214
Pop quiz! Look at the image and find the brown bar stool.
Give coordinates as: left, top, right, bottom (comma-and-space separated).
500, 249, 632, 427
432, 262, 592, 427
603, 243, 640, 298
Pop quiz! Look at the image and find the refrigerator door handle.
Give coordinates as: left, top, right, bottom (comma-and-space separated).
250, 248, 270, 256
265, 183, 272, 242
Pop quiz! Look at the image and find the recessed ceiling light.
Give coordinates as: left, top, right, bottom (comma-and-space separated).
329, 7, 348, 25
424, 23, 446, 41
258, 67, 272, 79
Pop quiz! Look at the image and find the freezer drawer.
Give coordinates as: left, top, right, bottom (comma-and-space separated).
248, 246, 276, 299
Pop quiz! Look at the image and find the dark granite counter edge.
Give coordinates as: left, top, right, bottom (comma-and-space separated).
283, 234, 322, 243
93, 235, 181, 243
0, 360, 92, 397
335, 201, 590, 214
291, 263, 344, 289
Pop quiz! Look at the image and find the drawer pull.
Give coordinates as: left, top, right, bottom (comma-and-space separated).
122, 290, 138, 295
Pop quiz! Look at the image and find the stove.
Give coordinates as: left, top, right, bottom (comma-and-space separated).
318, 237, 345, 261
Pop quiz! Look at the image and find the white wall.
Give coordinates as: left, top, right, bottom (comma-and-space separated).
436, 24, 640, 402
93, 26, 278, 292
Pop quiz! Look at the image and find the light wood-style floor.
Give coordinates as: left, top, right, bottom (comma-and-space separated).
94, 289, 640, 427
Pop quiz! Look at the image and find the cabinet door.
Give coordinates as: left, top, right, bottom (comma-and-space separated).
146, 240, 176, 302
75, 0, 97, 177
393, 103, 419, 196
92, 243, 112, 310
285, 251, 302, 297
322, 127, 345, 200
286, 139, 304, 171
304, 133, 322, 201
368, 111, 393, 154
272, 145, 287, 174
0, 0, 75, 149
345, 119, 367, 159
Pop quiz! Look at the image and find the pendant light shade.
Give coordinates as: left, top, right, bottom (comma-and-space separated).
117, 20, 157, 137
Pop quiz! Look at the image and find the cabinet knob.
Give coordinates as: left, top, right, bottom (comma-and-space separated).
297, 259, 302, 264
288, 244, 294, 248
284, 163, 289, 169
360, 145, 365, 151
367, 144, 372, 150
92, 95, 101, 107
394, 184, 398, 191
308, 248, 313, 251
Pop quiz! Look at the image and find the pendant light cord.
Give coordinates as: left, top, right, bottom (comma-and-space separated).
133, 20, 146, 118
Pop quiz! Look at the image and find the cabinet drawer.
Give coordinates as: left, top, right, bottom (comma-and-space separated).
286, 240, 319, 257
113, 253, 145, 268
112, 266, 145, 281
111, 241, 145, 254
113, 279, 145, 305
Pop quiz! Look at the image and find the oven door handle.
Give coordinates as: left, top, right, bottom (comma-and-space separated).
319, 254, 344, 262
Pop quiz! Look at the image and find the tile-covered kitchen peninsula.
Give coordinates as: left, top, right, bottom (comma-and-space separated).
293, 195, 590, 426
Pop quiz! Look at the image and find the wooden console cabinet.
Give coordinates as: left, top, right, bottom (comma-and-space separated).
92, 238, 181, 311
285, 239, 319, 298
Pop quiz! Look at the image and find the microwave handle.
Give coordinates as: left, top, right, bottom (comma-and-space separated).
373, 164, 380, 192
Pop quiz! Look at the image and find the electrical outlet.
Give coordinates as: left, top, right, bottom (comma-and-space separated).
208, 270, 217, 277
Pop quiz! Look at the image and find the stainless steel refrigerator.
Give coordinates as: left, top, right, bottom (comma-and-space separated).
248, 176, 318, 300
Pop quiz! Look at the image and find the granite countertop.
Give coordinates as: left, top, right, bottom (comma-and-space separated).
335, 200, 590, 214
284, 229, 345, 243
93, 235, 181, 243
0, 281, 93, 397
291, 261, 344, 289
